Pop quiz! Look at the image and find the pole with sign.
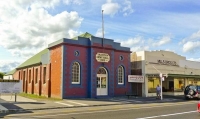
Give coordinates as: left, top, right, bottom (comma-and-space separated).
159, 73, 163, 100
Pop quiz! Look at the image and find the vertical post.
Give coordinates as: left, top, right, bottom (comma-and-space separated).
102, 10, 104, 48
15, 93, 17, 102
160, 77, 163, 100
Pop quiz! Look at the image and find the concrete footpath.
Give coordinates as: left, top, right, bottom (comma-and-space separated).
0, 95, 186, 114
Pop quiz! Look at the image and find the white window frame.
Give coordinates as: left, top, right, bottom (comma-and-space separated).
72, 62, 80, 84
118, 66, 124, 84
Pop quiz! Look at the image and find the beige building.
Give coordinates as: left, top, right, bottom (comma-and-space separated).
131, 50, 200, 97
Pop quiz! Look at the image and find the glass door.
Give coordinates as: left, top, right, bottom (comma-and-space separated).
96, 75, 107, 96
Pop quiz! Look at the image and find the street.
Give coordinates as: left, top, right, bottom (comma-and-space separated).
3, 100, 199, 119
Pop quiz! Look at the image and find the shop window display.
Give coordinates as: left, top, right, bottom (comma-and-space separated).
148, 77, 160, 93
174, 78, 184, 92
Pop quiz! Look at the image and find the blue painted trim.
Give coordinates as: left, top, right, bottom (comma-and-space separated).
62, 45, 67, 98
110, 51, 115, 97
116, 64, 126, 88
87, 47, 92, 98
61, 45, 64, 99
69, 60, 83, 88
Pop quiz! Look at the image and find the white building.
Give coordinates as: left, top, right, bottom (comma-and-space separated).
131, 50, 200, 97
3, 69, 15, 80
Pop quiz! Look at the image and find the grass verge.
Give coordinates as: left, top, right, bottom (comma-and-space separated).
18, 93, 62, 101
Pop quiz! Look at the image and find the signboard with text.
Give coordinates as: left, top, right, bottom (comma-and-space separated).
0, 80, 22, 93
96, 53, 110, 62
128, 75, 144, 83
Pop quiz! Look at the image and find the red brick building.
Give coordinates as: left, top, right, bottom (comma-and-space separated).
13, 33, 131, 99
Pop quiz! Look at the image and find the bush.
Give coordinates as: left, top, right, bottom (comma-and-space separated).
0, 72, 5, 79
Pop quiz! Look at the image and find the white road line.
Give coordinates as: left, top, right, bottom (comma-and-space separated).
111, 99, 142, 103
66, 101, 88, 106
30, 102, 197, 118
55, 102, 73, 107
136, 110, 197, 119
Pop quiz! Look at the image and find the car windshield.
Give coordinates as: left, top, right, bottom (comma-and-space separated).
189, 86, 196, 90
197, 86, 200, 90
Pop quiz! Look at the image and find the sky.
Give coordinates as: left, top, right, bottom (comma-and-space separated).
0, 0, 200, 72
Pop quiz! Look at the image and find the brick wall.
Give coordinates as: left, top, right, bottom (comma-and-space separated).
50, 45, 62, 98
114, 51, 131, 96
63, 44, 88, 98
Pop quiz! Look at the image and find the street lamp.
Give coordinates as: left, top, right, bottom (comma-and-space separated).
152, 66, 168, 100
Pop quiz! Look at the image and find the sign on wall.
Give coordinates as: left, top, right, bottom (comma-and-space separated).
96, 53, 110, 62
157, 60, 177, 66
128, 75, 144, 83
0, 80, 22, 93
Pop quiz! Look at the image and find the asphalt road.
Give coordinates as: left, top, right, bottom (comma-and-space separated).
3, 101, 200, 119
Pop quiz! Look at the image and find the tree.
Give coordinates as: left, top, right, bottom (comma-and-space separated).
0, 72, 5, 79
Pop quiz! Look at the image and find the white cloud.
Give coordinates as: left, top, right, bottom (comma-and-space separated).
102, 0, 120, 17
63, 0, 83, 5
179, 30, 200, 53
180, 30, 200, 45
183, 41, 200, 53
0, 60, 22, 72
122, 0, 134, 16
117, 36, 149, 52
120, 36, 144, 47
187, 58, 200, 62
152, 36, 171, 46
131, 46, 149, 52
95, 28, 107, 37
0, 0, 83, 59
95, 28, 103, 37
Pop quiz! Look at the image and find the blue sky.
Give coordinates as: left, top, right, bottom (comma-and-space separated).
0, 0, 200, 72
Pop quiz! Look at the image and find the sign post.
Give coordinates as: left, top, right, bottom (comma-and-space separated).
0, 80, 22, 102
159, 73, 163, 100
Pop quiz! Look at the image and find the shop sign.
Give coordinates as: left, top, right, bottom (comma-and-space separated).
128, 75, 144, 83
96, 53, 110, 62
157, 60, 177, 66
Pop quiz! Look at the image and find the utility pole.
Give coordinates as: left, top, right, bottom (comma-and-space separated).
102, 10, 104, 48
152, 66, 163, 100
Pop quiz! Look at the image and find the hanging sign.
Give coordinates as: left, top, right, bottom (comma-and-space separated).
96, 53, 110, 62
128, 75, 144, 83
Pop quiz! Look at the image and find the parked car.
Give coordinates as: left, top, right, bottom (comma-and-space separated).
184, 85, 200, 100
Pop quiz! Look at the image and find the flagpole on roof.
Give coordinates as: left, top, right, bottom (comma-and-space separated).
102, 10, 104, 48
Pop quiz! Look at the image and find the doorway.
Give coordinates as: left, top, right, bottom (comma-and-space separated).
169, 81, 174, 92
96, 67, 108, 96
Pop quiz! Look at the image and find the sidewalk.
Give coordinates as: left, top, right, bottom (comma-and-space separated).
0, 95, 186, 113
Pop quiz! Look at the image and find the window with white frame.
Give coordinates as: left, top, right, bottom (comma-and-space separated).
72, 62, 80, 84
118, 66, 124, 84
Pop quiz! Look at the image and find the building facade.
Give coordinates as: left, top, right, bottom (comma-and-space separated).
131, 50, 200, 97
13, 33, 131, 99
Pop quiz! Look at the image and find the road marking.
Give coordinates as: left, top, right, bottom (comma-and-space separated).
55, 102, 73, 107
25, 102, 197, 118
110, 99, 142, 103
136, 110, 196, 119
6, 101, 197, 118
66, 101, 88, 106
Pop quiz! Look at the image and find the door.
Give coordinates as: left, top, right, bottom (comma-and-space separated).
97, 75, 107, 95
96, 67, 108, 96
169, 81, 174, 91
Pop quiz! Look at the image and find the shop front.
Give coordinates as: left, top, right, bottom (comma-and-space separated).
146, 74, 200, 96
131, 50, 200, 97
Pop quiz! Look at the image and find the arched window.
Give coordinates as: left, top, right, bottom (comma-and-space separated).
72, 62, 80, 84
118, 66, 124, 84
